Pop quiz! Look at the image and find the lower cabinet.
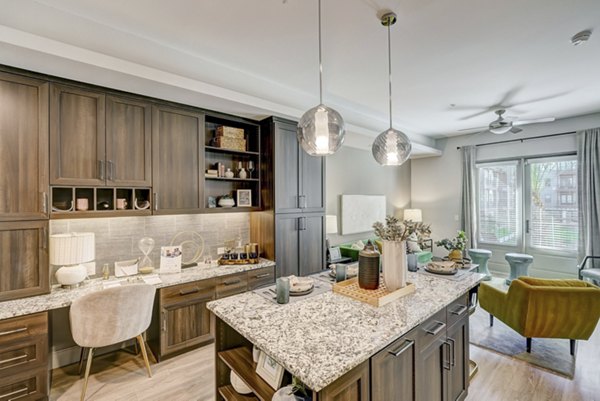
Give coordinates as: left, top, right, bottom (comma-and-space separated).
319, 361, 370, 401
0, 312, 48, 401
150, 266, 275, 361
274, 213, 325, 277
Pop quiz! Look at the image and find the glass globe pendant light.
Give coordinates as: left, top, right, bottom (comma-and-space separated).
297, 0, 345, 156
372, 12, 412, 166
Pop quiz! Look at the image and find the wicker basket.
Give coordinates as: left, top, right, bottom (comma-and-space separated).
333, 277, 415, 307
214, 136, 246, 151
216, 126, 245, 139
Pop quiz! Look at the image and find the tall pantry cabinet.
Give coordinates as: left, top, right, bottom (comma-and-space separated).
251, 117, 326, 277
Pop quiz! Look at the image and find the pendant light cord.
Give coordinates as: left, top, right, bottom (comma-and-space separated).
318, 0, 323, 105
387, 20, 393, 129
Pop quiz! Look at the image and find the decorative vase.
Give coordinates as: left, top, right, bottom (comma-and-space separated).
381, 240, 407, 291
238, 168, 247, 179
448, 249, 463, 261
272, 386, 308, 401
358, 241, 380, 290
218, 197, 235, 208
224, 168, 234, 178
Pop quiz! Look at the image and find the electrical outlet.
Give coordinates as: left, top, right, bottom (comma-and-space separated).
85, 262, 96, 276
217, 247, 226, 255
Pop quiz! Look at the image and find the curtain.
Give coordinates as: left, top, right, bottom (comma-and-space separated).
460, 145, 478, 250
577, 128, 600, 269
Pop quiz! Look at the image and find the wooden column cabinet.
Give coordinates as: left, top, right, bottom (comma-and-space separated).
300, 148, 325, 213
318, 361, 370, 401
105, 96, 152, 186
152, 105, 204, 214
50, 84, 106, 186
371, 328, 418, 401
0, 72, 49, 221
0, 221, 49, 302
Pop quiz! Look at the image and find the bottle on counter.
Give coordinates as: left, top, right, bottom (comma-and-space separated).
358, 240, 380, 290
102, 263, 110, 280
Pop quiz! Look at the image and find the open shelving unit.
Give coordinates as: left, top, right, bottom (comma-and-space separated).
50, 186, 152, 218
204, 113, 262, 211
218, 346, 275, 401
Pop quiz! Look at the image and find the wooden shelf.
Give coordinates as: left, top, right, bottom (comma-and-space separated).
205, 176, 259, 182
218, 347, 275, 401
218, 385, 259, 401
205, 146, 259, 156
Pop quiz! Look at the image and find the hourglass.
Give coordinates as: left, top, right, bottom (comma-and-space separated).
138, 237, 155, 269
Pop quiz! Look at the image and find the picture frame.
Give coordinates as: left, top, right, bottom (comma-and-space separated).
207, 196, 217, 208
255, 351, 284, 390
237, 189, 252, 207
329, 246, 342, 261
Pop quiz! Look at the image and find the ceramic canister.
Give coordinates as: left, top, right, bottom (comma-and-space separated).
358, 240, 380, 290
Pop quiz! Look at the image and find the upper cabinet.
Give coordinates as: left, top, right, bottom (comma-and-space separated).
152, 105, 204, 214
50, 84, 106, 186
0, 72, 49, 221
105, 96, 152, 186
50, 84, 152, 187
263, 117, 325, 214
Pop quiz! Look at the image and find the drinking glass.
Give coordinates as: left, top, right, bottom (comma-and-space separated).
336, 264, 347, 282
276, 277, 290, 304
247, 160, 255, 178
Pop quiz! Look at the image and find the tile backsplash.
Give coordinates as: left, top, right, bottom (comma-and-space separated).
49, 213, 250, 280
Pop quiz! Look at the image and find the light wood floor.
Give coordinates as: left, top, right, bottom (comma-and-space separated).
51, 326, 600, 401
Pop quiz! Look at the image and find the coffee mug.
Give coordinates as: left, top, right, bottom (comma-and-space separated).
76, 198, 89, 211
116, 198, 128, 210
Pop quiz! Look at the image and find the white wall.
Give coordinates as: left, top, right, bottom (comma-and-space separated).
326, 146, 411, 246
411, 112, 600, 278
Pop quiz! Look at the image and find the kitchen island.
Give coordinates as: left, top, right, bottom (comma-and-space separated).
208, 271, 484, 401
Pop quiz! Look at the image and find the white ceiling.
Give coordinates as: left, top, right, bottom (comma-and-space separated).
1, 0, 599, 156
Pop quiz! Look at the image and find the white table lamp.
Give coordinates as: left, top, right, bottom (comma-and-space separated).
50, 232, 95, 288
403, 209, 422, 222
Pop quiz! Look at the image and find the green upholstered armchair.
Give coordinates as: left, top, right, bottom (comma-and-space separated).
479, 277, 600, 355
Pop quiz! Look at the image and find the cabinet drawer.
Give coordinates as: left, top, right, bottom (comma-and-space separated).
446, 293, 469, 328
247, 267, 275, 290
160, 279, 215, 306
0, 335, 47, 378
417, 308, 447, 350
0, 313, 47, 346
216, 272, 248, 299
0, 367, 47, 401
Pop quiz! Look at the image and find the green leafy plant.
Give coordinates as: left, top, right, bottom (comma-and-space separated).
288, 376, 308, 397
373, 216, 431, 242
435, 230, 467, 251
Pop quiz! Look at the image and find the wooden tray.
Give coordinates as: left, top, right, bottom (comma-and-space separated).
332, 277, 415, 307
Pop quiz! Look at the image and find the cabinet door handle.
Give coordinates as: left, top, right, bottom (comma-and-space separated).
162, 311, 167, 332
298, 217, 307, 231
253, 273, 271, 279
98, 160, 105, 180
41, 227, 48, 251
299, 195, 307, 208
0, 386, 28, 400
179, 287, 201, 296
448, 338, 456, 367
153, 193, 158, 211
450, 305, 468, 316
425, 321, 446, 336
443, 341, 452, 370
0, 327, 27, 337
0, 352, 28, 366
107, 160, 115, 181
388, 339, 414, 357
223, 279, 242, 286
41, 192, 48, 214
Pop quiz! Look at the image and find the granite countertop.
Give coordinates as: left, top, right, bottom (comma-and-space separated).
0, 259, 275, 320
208, 271, 484, 392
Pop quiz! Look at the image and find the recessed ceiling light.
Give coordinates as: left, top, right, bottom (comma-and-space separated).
571, 29, 592, 46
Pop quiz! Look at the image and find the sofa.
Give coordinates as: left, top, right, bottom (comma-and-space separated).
479, 277, 600, 354
338, 238, 433, 265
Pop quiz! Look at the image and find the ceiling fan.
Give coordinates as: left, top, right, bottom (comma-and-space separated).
460, 109, 555, 135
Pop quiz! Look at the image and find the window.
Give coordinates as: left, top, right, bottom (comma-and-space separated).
476, 155, 578, 254
477, 162, 519, 246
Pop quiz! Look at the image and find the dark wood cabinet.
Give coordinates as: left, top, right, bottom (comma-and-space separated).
300, 148, 325, 213
447, 316, 469, 401
0, 312, 49, 401
0, 221, 49, 302
0, 72, 49, 221
50, 84, 105, 186
274, 213, 325, 277
371, 329, 418, 401
152, 105, 204, 214
106, 96, 152, 186
319, 361, 370, 401
417, 331, 447, 401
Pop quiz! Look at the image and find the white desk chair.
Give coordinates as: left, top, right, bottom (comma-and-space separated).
69, 284, 156, 401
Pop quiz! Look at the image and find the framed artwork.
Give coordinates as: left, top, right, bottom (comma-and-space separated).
329, 246, 342, 261
207, 196, 217, 208
237, 189, 252, 207
256, 351, 284, 390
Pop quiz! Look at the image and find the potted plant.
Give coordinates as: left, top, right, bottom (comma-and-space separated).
435, 230, 467, 260
373, 216, 431, 290
405, 223, 432, 271
218, 194, 235, 208
272, 377, 311, 401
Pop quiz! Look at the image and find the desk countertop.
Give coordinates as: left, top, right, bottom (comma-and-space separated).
0, 259, 275, 320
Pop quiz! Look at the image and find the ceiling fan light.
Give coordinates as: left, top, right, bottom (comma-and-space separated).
298, 104, 345, 155
372, 128, 412, 166
489, 125, 512, 135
